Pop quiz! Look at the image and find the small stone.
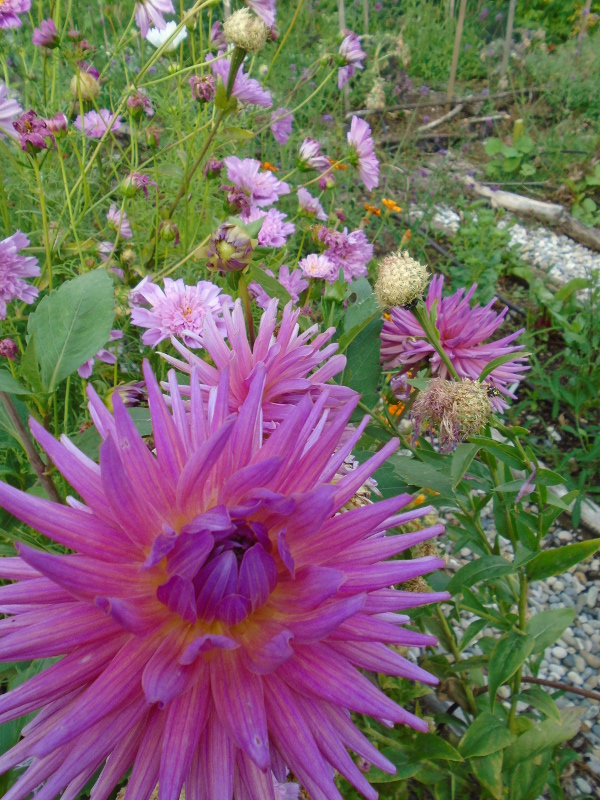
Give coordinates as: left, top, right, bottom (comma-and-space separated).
576, 572, 588, 584
585, 675, 599, 690
583, 623, 594, 635
574, 655, 586, 672
563, 654, 576, 668
554, 580, 565, 591
584, 652, 600, 669
557, 531, 572, 543
587, 586, 599, 608
575, 778, 592, 794
497, 686, 511, 699
567, 670, 583, 686
552, 646, 568, 660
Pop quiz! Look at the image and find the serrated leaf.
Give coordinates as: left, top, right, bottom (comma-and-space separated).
488, 631, 535, 709
526, 608, 575, 654
0, 372, 30, 396
459, 712, 517, 759
526, 539, 600, 582
446, 555, 513, 595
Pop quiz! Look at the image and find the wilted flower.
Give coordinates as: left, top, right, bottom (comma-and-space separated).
120, 172, 158, 199
77, 330, 124, 379
134, 0, 174, 38
105, 381, 147, 411
130, 277, 232, 347
107, 205, 133, 240
224, 156, 290, 208
208, 52, 273, 107
0, 81, 22, 140
205, 222, 254, 272
221, 185, 252, 215
318, 226, 374, 282
12, 110, 55, 153
380, 275, 529, 410
249, 265, 308, 309
224, 8, 269, 53
209, 19, 226, 50
189, 74, 215, 103
347, 115, 379, 191
374, 250, 429, 309
270, 107, 293, 145
298, 137, 330, 171
204, 157, 223, 179
32, 18, 59, 48
0, 338, 18, 361
146, 20, 188, 51
0, 0, 30, 29
0, 351, 446, 800
297, 187, 328, 221
74, 109, 123, 139
299, 253, 337, 282
145, 124, 161, 149
245, 0, 276, 27
412, 377, 492, 452
44, 113, 68, 136
337, 31, 366, 89
242, 207, 295, 248
0, 231, 40, 319
127, 89, 154, 117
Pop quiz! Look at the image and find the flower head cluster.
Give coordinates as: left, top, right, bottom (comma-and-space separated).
249, 266, 308, 309
70, 63, 101, 102
208, 53, 273, 108
337, 31, 366, 88
412, 377, 492, 452
12, 111, 56, 153
297, 187, 328, 221
0, 0, 30, 30
224, 156, 290, 208
134, 0, 174, 38
381, 275, 529, 410
0, 231, 40, 319
0, 81, 22, 139
375, 250, 429, 308
299, 253, 337, 282
146, 20, 188, 51
32, 18, 59, 48
130, 277, 233, 347
298, 137, 330, 171
270, 107, 293, 145
0, 338, 18, 361
224, 8, 269, 53
242, 207, 295, 248
347, 116, 379, 191
78, 330, 123, 379
317, 226, 374, 282
74, 109, 123, 139
206, 222, 255, 272
127, 89, 154, 117
189, 74, 215, 103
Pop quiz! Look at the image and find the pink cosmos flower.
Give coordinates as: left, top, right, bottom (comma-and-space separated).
318, 226, 374, 281
347, 116, 379, 191
380, 275, 529, 410
249, 266, 309, 309
78, 330, 124, 379
0, 355, 446, 800
270, 107, 293, 145
208, 53, 273, 107
0, 0, 30, 29
74, 109, 123, 139
224, 157, 290, 208
245, 0, 276, 27
32, 18, 59, 48
45, 113, 68, 136
0, 231, 40, 319
12, 110, 55, 153
0, 81, 22, 139
121, 172, 158, 199
337, 31, 366, 89
298, 137, 330, 171
242, 207, 295, 248
130, 277, 233, 348
107, 205, 132, 240
134, 0, 174, 38
298, 253, 337, 282
297, 187, 328, 221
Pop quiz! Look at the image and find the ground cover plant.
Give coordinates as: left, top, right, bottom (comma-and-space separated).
0, 1, 600, 799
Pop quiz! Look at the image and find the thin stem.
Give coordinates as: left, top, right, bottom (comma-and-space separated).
436, 606, 478, 716
32, 156, 53, 291
265, 0, 307, 82
413, 302, 461, 380
238, 271, 256, 348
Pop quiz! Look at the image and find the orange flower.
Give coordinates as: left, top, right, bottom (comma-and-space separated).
262, 162, 279, 172
382, 198, 402, 212
363, 203, 381, 216
328, 158, 348, 171
387, 402, 405, 416
399, 229, 412, 247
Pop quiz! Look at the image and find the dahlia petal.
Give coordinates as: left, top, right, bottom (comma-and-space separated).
330, 614, 438, 650
244, 628, 294, 674
90, 713, 151, 800
336, 523, 446, 564
0, 556, 40, 580
237, 750, 276, 800
143, 528, 178, 569
195, 551, 238, 622
332, 438, 399, 509
166, 529, 214, 579
97, 594, 169, 634
321, 702, 396, 774
329, 640, 436, 683
363, 588, 451, 613
210, 652, 270, 770
340, 556, 446, 593
180, 633, 239, 665
238, 544, 278, 611
175, 419, 235, 514
187, 713, 235, 800
0, 576, 71, 609
288, 595, 366, 644
143, 359, 186, 484
277, 530, 295, 577
142, 633, 196, 707
269, 566, 344, 612
157, 575, 198, 624
218, 457, 283, 505
217, 593, 251, 625
123, 709, 163, 800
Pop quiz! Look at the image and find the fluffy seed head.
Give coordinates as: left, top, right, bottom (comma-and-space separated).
70, 70, 100, 101
224, 8, 269, 53
374, 250, 429, 309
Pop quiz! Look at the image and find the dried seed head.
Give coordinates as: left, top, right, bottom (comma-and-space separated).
223, 8, 269, 54
365, 77, 386, 113
70, 71, 100, 102
374, 250, 429, 308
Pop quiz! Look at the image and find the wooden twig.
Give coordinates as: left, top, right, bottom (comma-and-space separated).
461, 112, 511, 124
417, 103, 464, 132
447, 0, 468, 104
521, 675, 600, 703
501, 0, 517, 77
347, 88, 541, 118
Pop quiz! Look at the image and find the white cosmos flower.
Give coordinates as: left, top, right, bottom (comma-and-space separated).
146, 20, 188, 51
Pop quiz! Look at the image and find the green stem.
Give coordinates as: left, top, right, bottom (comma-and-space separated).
238, 271, 256, 348
32, 156, 53, 291
414, 301, 461, 380
436, 606, 478, 716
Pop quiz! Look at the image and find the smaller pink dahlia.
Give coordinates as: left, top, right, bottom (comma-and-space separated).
337, 31, 366, 89
74, 109, 123, 139
380, 275, 529, 410
0, 231, 40, 319
299, 253, 337, 282
224, 157, 290, 208
242, 207, 295, 248
0, 0, 30, 30
134, 0, 174, 38
130, 277, 233, 348
318, 226, 374, 282
347, 115, 379, 192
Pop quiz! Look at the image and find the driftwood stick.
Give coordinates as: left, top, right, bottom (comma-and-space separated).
347, 88, 541, 118
461, 112, 510, 124
417, 103, 464, 132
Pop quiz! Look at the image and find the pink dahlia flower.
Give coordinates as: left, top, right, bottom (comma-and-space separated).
298, 252, 337, 282
77, 330, 123, 379
270, 107, 293, 146
245, 0, 276, 28
297, 187, 328, 221
298, 137, 330, 171
0, 81, 22, 139
249, 266, 309, 309
0, 231, 40, 319
318, 226, 374, 281
134, 0, 174, 38
381, 275, 529, 410
242, 207, 295, 248
32, 18, 59, 48
0, 357, 446, 800
74, 109, 123, 139
165, 300, 355, 427
347, 115, 379, 191
0, 0, 30, 29
208, 52, 273, 107
12, 110, 55, 153
337, 31, 366, 89
107, 204, 133, 240
224, 157, 290, 208
130, 277, 232, 348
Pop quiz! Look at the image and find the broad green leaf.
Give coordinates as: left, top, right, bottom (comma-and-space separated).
506, 749, 553, 800
450, 443, 480, 485
0, 395, 29, 450
446, 555, 513, 595
500, 144, 520, 158
459, 712, 517, 759
338, 317, 382, 410
458, 618, 487, 653
468, 436, 525, 470
526, 608, 575, 654
514, 134, 534, 154
28, 270, 115, 392
247, 263, 291, 305
389, 456, 455, 498
503, 707, 584, 771
484, 138, 503, 156
502, 156, 521, 173
19, 336, 42, 394
337, 305, 381, 353
0, 372, 30, 395
366, 748, 421, 783
471, 751, 503, 800
514, 686, 561, 723
479, 352, 528, 382
404, 732, 463, 762
128, 407, 152, 436
488, 631, 535, 709
526, 539, 600, 582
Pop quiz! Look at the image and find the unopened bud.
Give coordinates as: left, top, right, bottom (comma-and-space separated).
70, 70, 100, 102
374, 250, 429, 309
206, 222, 254, 272
0, 338, 19, 361
159, 220, 180, 245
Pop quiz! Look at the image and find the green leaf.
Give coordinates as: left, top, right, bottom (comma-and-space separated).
468, 436, 525, 470
337, 291, 381, 353
450, 443, 480, 485
221, 126, 253, 140
484, 138, 503, 156
366, 748, 420, 783
19, 336, 42, 394
28, 270, 115, 392
526, 539, 600, 582
459, 712, 517, 759
446, 555, 513, 595
506, 749, 553, 800
458, 618, 487, 653
0, 372, 30, 396
503, 707, 584, 771
0, 395, 29, 450
404, 732, 463, 762
128, 407, 152, 437
502, 156, 522, 173
479, 352, 529, 382
555, 277, 590, 302
388, 456, 455, 498
514, 134, 534, 154
488, 631, 535, 709
526, 608, 575, 654
247, 263, 291, 305
338, 317, 382, 410
471, 751, 503, 799
515, 686, 561, 723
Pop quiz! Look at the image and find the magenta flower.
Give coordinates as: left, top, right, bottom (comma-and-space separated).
242, 207, 295, 248
0, 231, 40, 319
318, 226, 374, 281
130, 277, 232, 348
297, 187, 328, 221
189, 74, 215, 103
0, 355, 445, 800
74, 109, 123, 139
298, 253, 337, 282
134, 0, 174, 38
45, 113, 68, 136
348, 115, 379, 191
0, 0, 30, 29
126, 89, 154, 118
337, 31, 366, 89
32, 18, 59, 48
12, 110, 55, 153
298, 137, 330, 171
249, 266, 309, 309
380, 275, 529, 410
245, 0, 276, 27
270, 107, 293, 145
209, 20, 226, 50
0, 81, 22, 140
208, 52, 273, 107
77, 330, 123, 379
224, 156, 290, 208
107, 205, 133, 240
120, 172, 158, 199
